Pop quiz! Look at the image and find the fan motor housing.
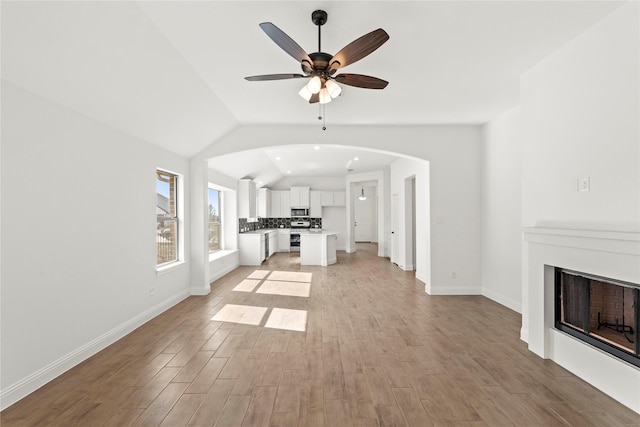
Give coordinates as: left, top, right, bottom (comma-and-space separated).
306, 52, 333, 72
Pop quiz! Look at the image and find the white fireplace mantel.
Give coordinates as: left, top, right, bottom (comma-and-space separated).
523, 223, 640, 413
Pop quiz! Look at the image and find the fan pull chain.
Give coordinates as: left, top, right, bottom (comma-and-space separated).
322, 104, 326, 130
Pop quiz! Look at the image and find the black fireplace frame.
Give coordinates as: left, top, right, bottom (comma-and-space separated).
554, 268, 640, 368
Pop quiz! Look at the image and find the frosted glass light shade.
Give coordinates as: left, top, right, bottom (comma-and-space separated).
325, 79, 342, 98
298, 85, 312, 101
358, 187, 367, 200
319, 88, 332, 104
307, 76, 322, 94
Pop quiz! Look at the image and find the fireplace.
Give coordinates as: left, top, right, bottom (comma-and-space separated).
523, 225, 640, 413
555, 268, 639, 367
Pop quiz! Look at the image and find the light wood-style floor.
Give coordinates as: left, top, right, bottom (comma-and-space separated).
2, 244, 639, 426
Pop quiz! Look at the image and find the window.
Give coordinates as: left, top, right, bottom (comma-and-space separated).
209, 188, 222, 252
157, 169, 179, 265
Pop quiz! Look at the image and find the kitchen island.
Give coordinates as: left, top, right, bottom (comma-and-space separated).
300, 230, 338, 266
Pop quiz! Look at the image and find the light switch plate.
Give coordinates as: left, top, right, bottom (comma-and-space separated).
578, 177, 590, 192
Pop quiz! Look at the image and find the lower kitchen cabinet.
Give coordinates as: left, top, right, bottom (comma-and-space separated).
238, 230, 278, 265
268, 231, 277, 257
277, 229, 290, 252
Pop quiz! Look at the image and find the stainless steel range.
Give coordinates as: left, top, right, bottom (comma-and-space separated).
290, 219, 310, 252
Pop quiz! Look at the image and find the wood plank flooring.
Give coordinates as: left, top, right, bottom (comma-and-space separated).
2, 243, 639, 426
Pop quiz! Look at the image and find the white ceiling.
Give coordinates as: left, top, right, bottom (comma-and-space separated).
1, 0, 625, 182
208, 145, 402, 186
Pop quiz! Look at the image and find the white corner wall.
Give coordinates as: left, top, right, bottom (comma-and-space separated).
389, 158, 431, 287
480, 106, 522, 312
0, 83, 192, 409
519, 0, 640, 413
521, 1, 639, 228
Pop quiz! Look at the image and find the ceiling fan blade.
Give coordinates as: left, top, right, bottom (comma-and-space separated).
328, 28, 389, 73
259, 22, 313, 68
334, 74, 388, 89
309, 93, 320, 104
245, 74, 306, 81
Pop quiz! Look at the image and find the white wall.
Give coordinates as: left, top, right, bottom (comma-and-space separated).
195, 125, 483, 293
519, 1, 639, 413
480, 106, 522, 312
390, 158, 432, 289
1, 83, 192, 409
521, 1, 639, 228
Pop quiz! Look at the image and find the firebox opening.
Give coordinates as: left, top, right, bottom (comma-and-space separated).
555, 268, 640, 368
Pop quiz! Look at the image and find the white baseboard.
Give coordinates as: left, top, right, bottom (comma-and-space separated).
481, 288, 522, 313
0, 290, 190, 411
520, 327, 529, 343
209, 260, 239, 284
426, 285, 482, 295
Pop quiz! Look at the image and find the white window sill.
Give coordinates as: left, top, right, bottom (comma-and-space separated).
156, 260, 188, 275
209, 249, 238, 262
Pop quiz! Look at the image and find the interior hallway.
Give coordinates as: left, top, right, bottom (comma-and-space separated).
2, 244, 638, 426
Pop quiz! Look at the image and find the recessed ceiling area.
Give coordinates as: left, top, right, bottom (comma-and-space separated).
207, 145, 402, 187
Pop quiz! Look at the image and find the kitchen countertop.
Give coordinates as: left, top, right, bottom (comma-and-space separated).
240, 228, 336, 235
298, 230, 338, 235
239, 229, 279, 235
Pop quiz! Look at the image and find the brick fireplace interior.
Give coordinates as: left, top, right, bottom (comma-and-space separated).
556, 268, 639, 367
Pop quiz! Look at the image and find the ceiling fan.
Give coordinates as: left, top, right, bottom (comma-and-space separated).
245, 10, 389, 105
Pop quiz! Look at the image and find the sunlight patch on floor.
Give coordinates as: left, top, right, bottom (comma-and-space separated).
211, 304, 268, 325
256, 280, 311, 298
232, 279, 261, 292
247, 270, 271, 279
268, 271, 312, 283
264, 308, 307, 332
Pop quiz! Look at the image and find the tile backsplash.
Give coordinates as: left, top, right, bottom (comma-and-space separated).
238, 218, 322, 233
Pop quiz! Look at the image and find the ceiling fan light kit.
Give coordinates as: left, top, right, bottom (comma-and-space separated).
245, 9, 389, 129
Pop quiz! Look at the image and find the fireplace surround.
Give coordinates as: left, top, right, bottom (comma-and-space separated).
523, 224, 640, 413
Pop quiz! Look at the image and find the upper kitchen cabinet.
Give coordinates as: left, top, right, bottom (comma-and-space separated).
271, 191, 291, 218
290, 186, 310, 208
257, 188, 271, 218
310, 191, 322, 218
320, 191, 346, 207
238, 179, 257, 218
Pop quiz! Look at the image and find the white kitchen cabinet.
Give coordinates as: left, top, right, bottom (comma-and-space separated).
280, 191, 291, 217
257, 188, 271, 218
278, 229, 290, 252
320, 191, 346, 207
270, 191, 291, 218
238, 233, 265, 265
271, 191, 281, 217
268, 231, 277, 257
310, 191, 322, 218
238, 179, 257, 218
321, 191, 334, 206
290, 186, 310, 208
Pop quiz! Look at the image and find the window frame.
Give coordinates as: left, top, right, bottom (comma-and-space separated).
208, 186, 222, 253
156, 168, 182, 268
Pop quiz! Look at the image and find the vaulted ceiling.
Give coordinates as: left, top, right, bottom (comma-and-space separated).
2, 1, 624, 165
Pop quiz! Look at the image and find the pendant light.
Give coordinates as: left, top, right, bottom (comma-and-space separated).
358, 187, 367, 201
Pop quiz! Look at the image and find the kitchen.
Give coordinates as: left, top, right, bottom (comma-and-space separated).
237, 183, 344, 266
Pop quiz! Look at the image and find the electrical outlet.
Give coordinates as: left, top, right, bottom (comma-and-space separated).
578, 177, 590, 192
150, 287, 155, 296
451, 272, 457, 279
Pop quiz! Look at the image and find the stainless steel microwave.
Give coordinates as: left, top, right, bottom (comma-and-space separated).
291, 208, 309, 217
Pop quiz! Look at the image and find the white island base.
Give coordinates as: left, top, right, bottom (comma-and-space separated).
300, 231, 338, 266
